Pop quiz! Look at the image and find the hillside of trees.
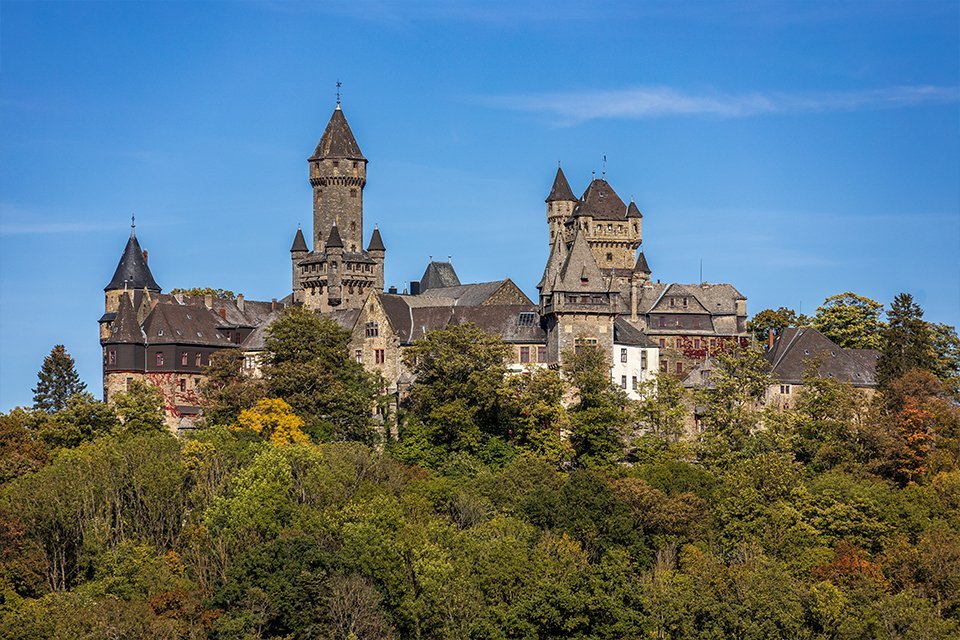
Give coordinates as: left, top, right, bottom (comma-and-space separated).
1, 293, 959, 639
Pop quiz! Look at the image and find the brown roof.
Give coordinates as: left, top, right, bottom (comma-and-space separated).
572, 179, 628, 221
310, 106, 365, 161
142, 302, 234, 347
766, 328, 878, 387
637, 282, 745, 316
545, 166, 576, 202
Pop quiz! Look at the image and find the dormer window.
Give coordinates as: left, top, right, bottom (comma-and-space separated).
606, 252, 613, 261
197, 332, 202, 337
517, 312, 536, 327
158, 329, 163, 336
332, 160, 339, 168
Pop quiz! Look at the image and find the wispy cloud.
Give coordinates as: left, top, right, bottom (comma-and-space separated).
484, 85, 960, 125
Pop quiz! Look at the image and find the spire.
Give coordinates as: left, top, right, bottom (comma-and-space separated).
105, 292, 144, 344
367, 224, 385, 252
633, 251, 651, 274
556, 228, 605, 293
326, 222, 344, 249
104, 227, 161, 293
291, 226, 308, 252
545, 165, 576, 203
572, 178, 627, 220
627, 199, 643, 218
537, 230, 567, 292
310, 106, 365, 161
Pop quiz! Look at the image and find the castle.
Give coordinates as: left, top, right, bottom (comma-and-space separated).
100, 102, 751, 429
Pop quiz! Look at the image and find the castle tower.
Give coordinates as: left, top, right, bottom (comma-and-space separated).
545, 165, 577, 244
309, 103, 367, 254
103, 221, 161, 316
325, 223, 344, 307
366, 224, 386, 292
290, 226, 308, 304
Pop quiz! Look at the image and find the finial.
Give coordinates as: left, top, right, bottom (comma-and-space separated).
130, 214, 136, 237
336, 80, 342, 108
374, 223, 378, 229
297, 222, 301, 229
601, 154, 606, 178
557, 160, 561, 168
447, 255, 452, 263
591, 170, 596, 180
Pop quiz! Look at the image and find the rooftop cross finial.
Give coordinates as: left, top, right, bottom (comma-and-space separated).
336, 80, 342, 108
130, 214, 136, 237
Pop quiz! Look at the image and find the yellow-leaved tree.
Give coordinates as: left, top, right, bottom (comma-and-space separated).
234, 398, 309, 447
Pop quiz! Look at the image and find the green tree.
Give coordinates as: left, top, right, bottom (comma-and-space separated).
929, 323, 960, 391
500, 366, 571, 463
563, 346, 630, 468
0, 408, 48, 483
263, 307, 378, 443
792, 358, 861, 470
813, 292, 885, 350
878, 293, 937, 387
747, 307, 807, 344
112, 380, 166, 435
199, 349, 265, 426
635, 372, 688, 444
35, 393, 118, 449
169, 286, 236, 300
31, 345, 86, 414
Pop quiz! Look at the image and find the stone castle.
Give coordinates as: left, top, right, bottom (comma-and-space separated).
100, 102, 752, 429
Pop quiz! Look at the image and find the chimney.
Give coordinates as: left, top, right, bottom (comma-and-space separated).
410, 281, 421, 296
768, 328, 775, 352
237, 294, 244, 312
271, 298, 277, 312
204, 294, 213, 309
142, 250, 148, 263
388, 285, 398, 294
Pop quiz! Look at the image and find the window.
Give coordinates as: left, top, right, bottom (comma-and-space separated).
780, 385, 791, 394
365, 321, 379, 338
519, 346, 530, 363
517, 312, 536, 327
693, 339, 700, 349
155, 352, 164, 366
195, 353, 202, 367
659, 338, 665, 348
244, 355, 256, 369
621, 375, 627, 389
620, 348, 628, 363
606, 252, 613, 262
108, 350, 116, 365
350, 188, 357, 198
126, 377, 133, 391
574, 337, 597, 354
537, 346, 547, 362
375, 349, 385, 365
660, 360, 668, 372
683, 297, 688, 307
641, 351, 648, 370
179, 379, 186, 392
676, 362, 683, 374
676, 338, 683, 348
632, 376, 638, 390
352, 161, 358, 169
181, 352, 188, 366
670, 297, 675, 307
195, 378, 200, 387
355, 349, 362, 363
332, 160, 339, 168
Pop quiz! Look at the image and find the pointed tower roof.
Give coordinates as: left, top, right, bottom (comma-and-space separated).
545, 166, 576, 202
627, 200, 643, 218
537, 231, 567, 293
572, 179, 628, 221
420, 261, 461, 291
367, 225, 385, 252
556, 229, 606, 293
310, 107, 365, 161
633, 251, 651, 274
326, 223, 344, 249
291, 227, 308, 252
106, 293, 144, 344
104, 226, 161, 293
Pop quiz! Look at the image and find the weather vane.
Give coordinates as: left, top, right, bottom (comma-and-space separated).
131, 214, 135, 229
336, 80, 342, 105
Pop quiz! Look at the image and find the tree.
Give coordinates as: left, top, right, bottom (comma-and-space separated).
263, 307, 378, 443
563, 346, 630, 468
792, 357, 861, 470
501, 367, 571, 464
169, 287, 236, 300
199, 349, 265, 426
635, 372, 688, 444
31, 345, 86, 414
235, 398, 310, 447
0, 408, 48, 483
747, 307, 807, 345
878, 293, 937, 387
812, 292, 884, 350
929, 323, 960, 391
34, 393, 118, 449
399, 323, 511, 461
112, 380, 166, 435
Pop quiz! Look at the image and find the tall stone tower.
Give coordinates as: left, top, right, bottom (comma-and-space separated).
545, 165, 577, 244
309, 102, 367, 254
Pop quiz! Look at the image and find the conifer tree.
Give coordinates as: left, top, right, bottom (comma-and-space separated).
31, 345, 86, 414
878, 293, 937, 387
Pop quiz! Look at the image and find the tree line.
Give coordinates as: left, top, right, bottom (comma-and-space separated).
1, 291, 958, 638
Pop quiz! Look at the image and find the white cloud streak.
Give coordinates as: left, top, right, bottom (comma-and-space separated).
485, 85, 960, 124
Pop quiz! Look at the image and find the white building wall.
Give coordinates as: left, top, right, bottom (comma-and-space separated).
612, 343, 659, 400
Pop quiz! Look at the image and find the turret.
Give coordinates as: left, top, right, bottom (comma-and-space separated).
545, 165, 577, 244
325, 223, 344, 307
104, 220, 161, 314
290, 226, 308, 303
366, 224, 385, 292
309, 103, 367, 254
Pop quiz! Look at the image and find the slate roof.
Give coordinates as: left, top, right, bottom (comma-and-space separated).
141, 303, 234, 347
633, 251, 651, 274
310, 107, 365, 161
572, 179, 629, 221
326, 224, 344, 249
367, 226, 385, 252
627, 201, 643, 218
766, 328, 878, 387
545, 166, 577, 202
104, 294, 145, 344
555, 229, 607, 293
105, 230, 161, 293
538, 233, 567, 292
419, 261, 461, 290
328, 308, 361, 332
239, 310, 284, 352
614, 318, 656, 348
291, 228, 308, 252
636, 282, 745, 316
207, 297, 281, 329
413, 280, 532, 307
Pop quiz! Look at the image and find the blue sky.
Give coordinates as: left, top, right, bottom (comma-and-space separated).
1, 0, 958, 410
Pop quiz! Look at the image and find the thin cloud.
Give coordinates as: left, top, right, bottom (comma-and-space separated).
485, 85, 960, 124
